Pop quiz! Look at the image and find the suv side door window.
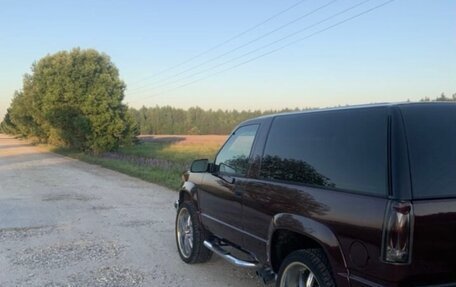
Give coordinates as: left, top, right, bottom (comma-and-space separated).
215, 124, 258, 176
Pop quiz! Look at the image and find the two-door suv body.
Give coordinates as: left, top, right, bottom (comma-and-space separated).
174, 103, 456, 287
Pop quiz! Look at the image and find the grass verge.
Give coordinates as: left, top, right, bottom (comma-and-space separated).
52, 147, 183, 190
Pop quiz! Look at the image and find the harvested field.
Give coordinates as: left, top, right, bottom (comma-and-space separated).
138, 134, 227, 144
124, 135, 227, 161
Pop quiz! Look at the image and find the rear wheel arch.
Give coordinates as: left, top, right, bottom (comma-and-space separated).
270, 229, 322, 272
267, 214, 348, 275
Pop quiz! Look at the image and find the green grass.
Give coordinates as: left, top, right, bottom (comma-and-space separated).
51, 136, 225, 190
52, 147, 183, 190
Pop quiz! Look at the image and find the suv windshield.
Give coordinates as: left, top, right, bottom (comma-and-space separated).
401, 104, 456, 199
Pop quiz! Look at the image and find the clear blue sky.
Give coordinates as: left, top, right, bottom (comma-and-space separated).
0, 0, 455, 119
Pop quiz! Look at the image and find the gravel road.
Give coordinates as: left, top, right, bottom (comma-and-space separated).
0, 134, 263, 287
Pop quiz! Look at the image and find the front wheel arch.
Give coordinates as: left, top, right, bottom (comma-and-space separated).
179, 181, 199, 208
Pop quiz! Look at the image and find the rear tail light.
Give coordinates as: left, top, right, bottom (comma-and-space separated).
382, 201, 413, 264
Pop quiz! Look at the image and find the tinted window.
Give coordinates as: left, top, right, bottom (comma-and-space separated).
401, 104, 456, 199
260, 108, 388, 195
215, 124, 258, 176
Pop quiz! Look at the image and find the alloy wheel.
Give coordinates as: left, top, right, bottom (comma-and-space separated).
176, 207, 193, 258
279, 262, 319, 287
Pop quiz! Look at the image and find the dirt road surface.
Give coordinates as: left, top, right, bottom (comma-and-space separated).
0, 134, 263, 287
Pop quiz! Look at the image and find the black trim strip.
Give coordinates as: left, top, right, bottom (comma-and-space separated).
201, 213, 268, 243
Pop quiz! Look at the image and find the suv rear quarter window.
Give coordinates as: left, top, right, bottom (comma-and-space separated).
260, 107, 388, 196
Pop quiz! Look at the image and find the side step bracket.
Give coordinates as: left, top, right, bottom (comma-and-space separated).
203, 240, 259, 269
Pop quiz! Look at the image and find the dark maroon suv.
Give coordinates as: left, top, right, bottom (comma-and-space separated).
174, 103, 456, 287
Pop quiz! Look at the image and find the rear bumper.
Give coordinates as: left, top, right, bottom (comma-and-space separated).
418, 284, 456, 287
349, 275, 385, 287
349, 274, 456, 287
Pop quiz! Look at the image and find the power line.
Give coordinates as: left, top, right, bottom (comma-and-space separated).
129, 0, 372, 95
128, 0, 395, 105
128, 0, 310, 86
128, 0, 337, 93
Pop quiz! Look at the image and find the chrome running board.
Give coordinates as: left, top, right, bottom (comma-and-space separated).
203, 240, 259, 269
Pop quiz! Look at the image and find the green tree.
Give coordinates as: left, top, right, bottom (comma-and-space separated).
2, 48, 137, 152
0, 109, 18, 134
8, 90, 43, 138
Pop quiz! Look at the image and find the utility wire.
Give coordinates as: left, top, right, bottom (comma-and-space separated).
128, 0, 337, 93
128, 0, 395, 104
128, 0, 310, 86
129, 0, 372, 95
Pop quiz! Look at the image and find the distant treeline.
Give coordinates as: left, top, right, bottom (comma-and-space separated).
128, 92, 456, 135
420, 92, 456, 102
128, 106, 307, 135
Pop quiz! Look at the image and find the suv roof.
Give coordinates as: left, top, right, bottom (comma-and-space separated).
242, 102, 456, 124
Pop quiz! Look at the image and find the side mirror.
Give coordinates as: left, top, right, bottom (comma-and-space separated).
190, 159, 209, 173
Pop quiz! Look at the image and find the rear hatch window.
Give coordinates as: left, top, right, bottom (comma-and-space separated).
401, 103, 456, 199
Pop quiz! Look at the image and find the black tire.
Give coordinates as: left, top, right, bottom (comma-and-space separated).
276, 249, 335, 287
175, 201, 212, 263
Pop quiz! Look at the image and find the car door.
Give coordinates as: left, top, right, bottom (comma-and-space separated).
198, 124, 259, 244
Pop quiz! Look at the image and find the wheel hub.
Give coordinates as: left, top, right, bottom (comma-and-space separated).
279, 262, 319, 287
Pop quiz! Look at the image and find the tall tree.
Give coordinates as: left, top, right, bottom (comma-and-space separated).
2, 48, 137, 152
